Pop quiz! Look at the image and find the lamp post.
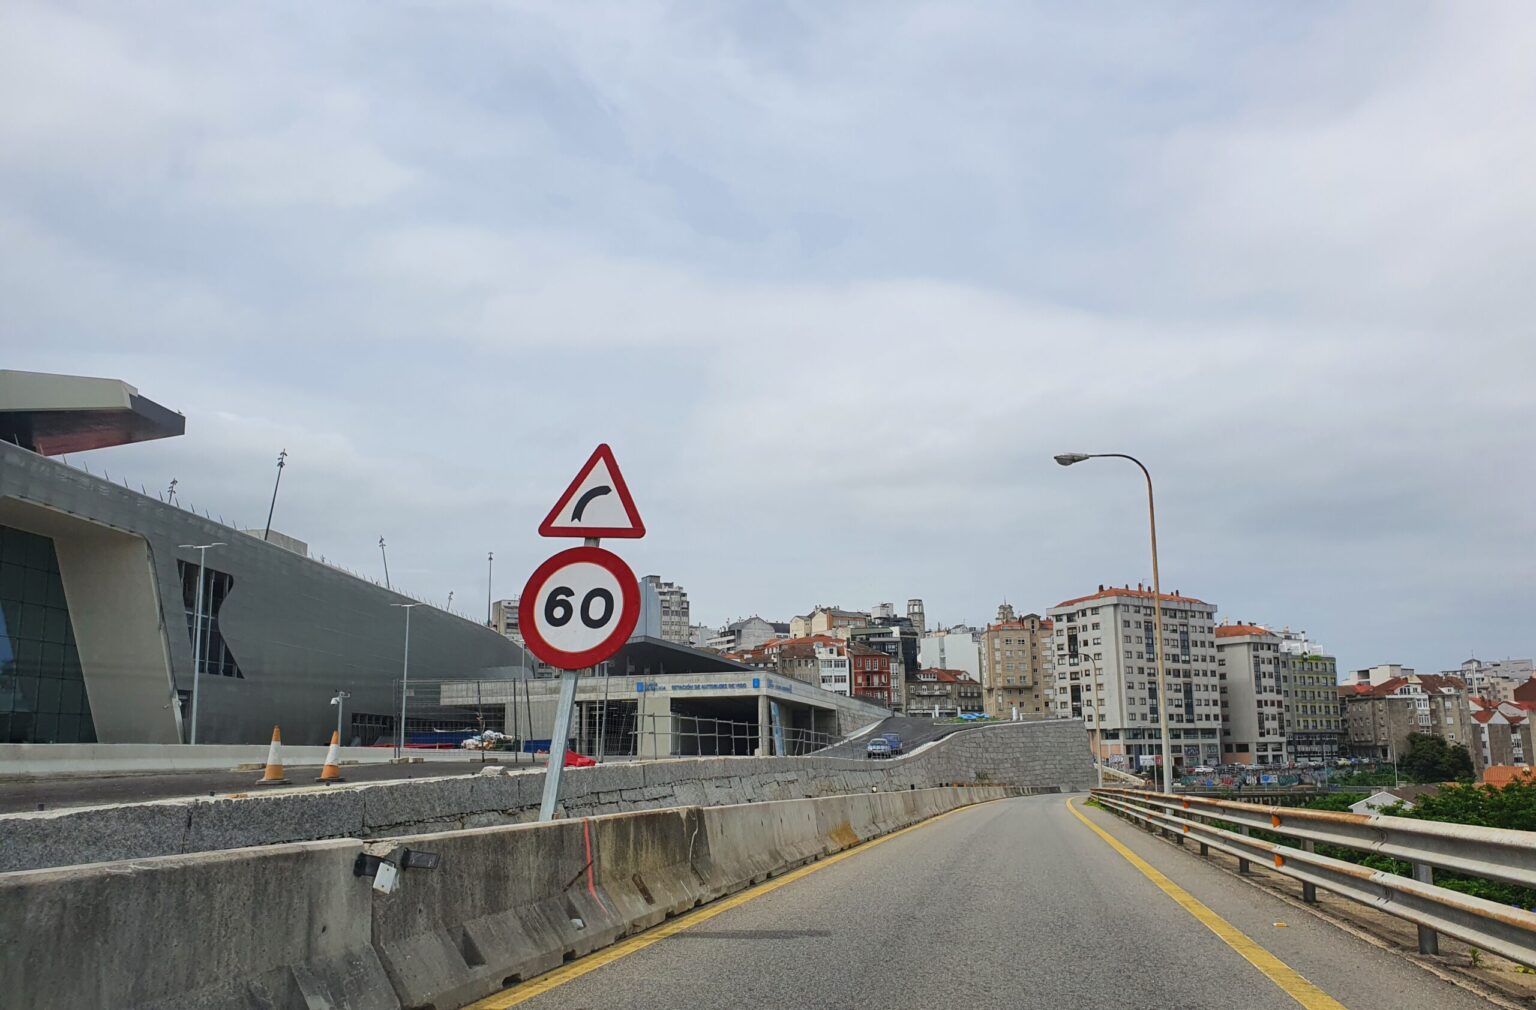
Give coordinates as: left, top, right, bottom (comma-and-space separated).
262, 449, 287, 541
390, 603, 418, 759
177, 542, 225, 744
330, 690, 352, 742
1055, 452, 1175, 795
486, 551, 494, 626
379, 537, 391, 589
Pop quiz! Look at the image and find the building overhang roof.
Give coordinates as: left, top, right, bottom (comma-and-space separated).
0, 370, 184, 455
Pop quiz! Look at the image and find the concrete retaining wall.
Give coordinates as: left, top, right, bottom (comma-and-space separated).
0, 786, 1009, 1010
0, 719, 1092, 873
0, 742, 482, 777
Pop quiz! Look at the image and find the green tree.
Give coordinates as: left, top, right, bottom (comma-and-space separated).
1399, 733, 1474, 782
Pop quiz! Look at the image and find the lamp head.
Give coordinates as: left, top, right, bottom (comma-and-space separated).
1054, 453, 1090, 467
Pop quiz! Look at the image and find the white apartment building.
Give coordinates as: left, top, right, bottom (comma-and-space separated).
814, 640, 851, 696
1048, 585, 1222, 771
640, 575, 691, 645
1215, 624, 1288, 765
918, 626, 983, 682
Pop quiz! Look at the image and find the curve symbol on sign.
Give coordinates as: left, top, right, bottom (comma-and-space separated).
571, 485, 612, 521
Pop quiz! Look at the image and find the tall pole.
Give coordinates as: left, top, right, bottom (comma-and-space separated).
379, 537, 391, 589
1055, 452, 1175, 794
391, 603, 417, 758
178, 542, 224, 744
486, 551, 494, 626
263, 449, 287, 541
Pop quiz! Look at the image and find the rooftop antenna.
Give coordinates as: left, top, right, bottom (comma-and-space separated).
166, 479, 178, 505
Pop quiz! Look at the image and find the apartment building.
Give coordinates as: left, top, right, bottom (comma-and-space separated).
640, 575, 690, 645
1215, 624, 1287, 765
907, 668, 984, 716
979, 605, 1051, 720
848, 642, 894, 707
1341, 674, 1474, 760
1341, 684, 1418, 760
1469, 697, 1533, 770
848, 619, 917, 711
788, 606, 869, 639
1047, 585, 1222, 771
1276, 633, 1343, 763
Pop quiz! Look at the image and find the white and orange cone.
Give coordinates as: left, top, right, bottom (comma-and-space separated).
256, 725, 289, 785
315, 730, 345, 783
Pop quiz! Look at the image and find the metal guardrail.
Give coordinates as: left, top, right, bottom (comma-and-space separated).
1091, 787, 1536, 969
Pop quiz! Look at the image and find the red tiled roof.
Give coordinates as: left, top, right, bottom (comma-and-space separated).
1216, 624, 1271, 639
919, 668, 977, 684
1054, 586, 1210, 609
1416, 674, 1467, 693
1348, 678, 1410, 698
1483, 766, 1536, 787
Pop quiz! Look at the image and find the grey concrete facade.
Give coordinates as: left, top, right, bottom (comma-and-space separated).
0, 441, 525, 746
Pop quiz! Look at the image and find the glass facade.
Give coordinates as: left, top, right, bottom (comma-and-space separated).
0, 525, 97, 743
178, 560, 244, 679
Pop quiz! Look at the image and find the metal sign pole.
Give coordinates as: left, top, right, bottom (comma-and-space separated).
538, 666, 583, 821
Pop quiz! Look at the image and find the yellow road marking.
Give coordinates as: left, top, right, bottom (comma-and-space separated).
464, 803, 981, 1009
1067, 798, 1348, 1010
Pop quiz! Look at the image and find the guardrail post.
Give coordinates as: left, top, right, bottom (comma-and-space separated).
1238, 825, 1251, 874
1301, 840, 1316, 903
1412, 863, 1439, 954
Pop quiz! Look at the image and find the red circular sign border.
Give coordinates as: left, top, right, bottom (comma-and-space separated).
517, 545, 640, 670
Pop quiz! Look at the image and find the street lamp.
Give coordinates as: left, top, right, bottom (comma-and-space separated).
486, 551, 494, 626
262, 449, 287, 541
1055, 451, 1175, 795
177, 542, 226, 744
330, 690, 352, 743
390, 603, 418, 758
379, 537, 391, 590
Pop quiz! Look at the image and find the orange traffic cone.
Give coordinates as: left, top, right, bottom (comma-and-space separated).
315, 730, 344, 783
256, 725, 289, 785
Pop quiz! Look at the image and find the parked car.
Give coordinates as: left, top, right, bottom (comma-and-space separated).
866, 737, 892, 759
881, 733, 904, 755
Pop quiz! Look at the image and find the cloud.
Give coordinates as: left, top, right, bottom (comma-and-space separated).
1, 1, 1533, 673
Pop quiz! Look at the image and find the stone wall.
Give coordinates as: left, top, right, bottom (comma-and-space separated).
0, 719, 1093, 872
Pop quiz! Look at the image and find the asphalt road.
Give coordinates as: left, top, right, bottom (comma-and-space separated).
0, 757, 536, 813
814, 714, 972, 759
494, 793, 1493, 1010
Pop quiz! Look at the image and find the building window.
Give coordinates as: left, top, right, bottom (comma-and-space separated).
178, 561, 245, 679
0, 526, 97, 743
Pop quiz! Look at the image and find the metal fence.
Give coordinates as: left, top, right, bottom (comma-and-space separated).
1091, 787, 1536, 968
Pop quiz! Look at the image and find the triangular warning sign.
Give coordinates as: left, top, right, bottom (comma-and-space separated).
538, 444, 646, 539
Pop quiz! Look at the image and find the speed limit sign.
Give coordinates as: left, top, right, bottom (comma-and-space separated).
517, 546, 641, 670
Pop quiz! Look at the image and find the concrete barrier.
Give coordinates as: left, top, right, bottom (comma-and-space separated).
0, 719, 1089, 872
0, 787, 1010, 1010
0, 839, 397, 1010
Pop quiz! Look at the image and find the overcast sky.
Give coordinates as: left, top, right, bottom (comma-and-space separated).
3, 2, 1533, 676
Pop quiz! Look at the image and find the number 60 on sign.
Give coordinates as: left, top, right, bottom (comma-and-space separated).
517, 546, 641, 670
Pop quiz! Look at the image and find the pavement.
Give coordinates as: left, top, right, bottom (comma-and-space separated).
813, 714, 974, 759
479, 793, 1498, 1010
0, 756, 538, 813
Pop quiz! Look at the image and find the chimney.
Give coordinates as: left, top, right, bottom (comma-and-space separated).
1097, 584, 1104, 592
